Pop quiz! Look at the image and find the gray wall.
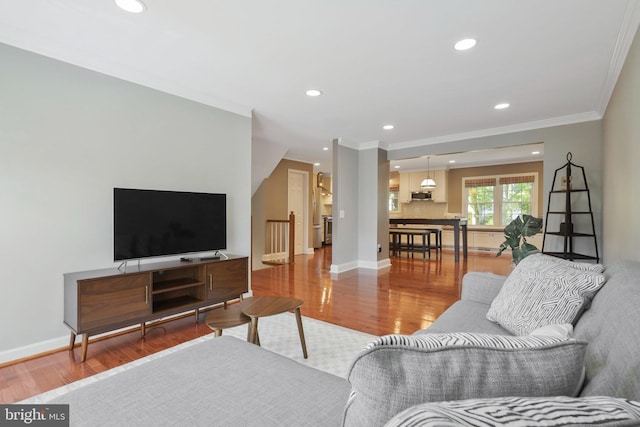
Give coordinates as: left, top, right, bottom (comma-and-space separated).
0, 43, 252, 362
357, 148, 390, 268
377, 148, 390, 262
332, 143, 390, 272
603, 26, 640, 264
332, 141, 360, 271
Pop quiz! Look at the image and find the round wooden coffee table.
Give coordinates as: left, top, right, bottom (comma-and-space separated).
239, 296, 308, 359
204, 305, 252, 339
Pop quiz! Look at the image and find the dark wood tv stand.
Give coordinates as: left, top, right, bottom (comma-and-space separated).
63, 255, 248, 362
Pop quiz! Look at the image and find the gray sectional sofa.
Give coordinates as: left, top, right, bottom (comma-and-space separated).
46, 255, 640, 426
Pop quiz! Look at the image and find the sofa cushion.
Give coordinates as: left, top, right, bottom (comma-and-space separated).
342, 333, 587, 427
415, 300, 511, 336
486, 254, 606, 335
384, 396, 640, 427
460, 272, 507, 304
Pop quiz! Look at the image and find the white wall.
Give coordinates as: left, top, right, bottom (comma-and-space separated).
0, 43, 251, 362
603, 26, 640, 264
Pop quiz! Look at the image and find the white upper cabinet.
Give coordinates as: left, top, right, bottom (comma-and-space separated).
399, 170, 448, 203
399, 173, 412, 203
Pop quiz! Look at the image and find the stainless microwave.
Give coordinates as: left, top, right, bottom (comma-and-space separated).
411, 191, 432, 200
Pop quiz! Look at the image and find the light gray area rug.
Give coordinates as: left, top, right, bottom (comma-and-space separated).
221, 312, 375, 377
23, 313, 375, 404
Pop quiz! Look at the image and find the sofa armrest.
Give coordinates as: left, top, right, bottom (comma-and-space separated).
460, 272, 507, 305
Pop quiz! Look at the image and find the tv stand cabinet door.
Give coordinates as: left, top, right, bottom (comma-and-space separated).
205, 258, 248, 303
78, 273, 152, 331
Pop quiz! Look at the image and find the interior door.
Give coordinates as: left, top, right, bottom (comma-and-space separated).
288, 170, 306, 255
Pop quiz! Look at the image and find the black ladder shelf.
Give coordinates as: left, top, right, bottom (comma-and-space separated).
542, 152, 599, 262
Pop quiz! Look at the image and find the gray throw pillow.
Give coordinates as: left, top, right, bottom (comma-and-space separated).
342, 333, 587, 427
486, 254, 606, 335
384, 396, 640, 427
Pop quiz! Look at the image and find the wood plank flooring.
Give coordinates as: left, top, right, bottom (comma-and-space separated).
0, 247, 512, 403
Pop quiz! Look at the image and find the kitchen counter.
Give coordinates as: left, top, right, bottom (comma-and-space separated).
390, 218, 468, 261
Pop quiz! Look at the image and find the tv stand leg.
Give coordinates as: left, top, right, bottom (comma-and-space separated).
81, 334, 89, 362
141, 321, 146, 337
69, 332, 76, 350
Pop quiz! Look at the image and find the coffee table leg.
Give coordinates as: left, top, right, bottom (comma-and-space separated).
245, 325, 260, 345
294, 307, 308, 359
249, 317, 259, 345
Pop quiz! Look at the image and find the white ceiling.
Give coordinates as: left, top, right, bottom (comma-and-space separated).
391, 142, 544, 172
1, 1, 638, 172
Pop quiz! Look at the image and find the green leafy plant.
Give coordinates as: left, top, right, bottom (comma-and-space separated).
497, 214, 543, 265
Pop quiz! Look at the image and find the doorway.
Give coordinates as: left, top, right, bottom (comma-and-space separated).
288, 169, 309, 255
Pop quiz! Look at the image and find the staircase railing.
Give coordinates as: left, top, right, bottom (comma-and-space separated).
264, 212, 295, 265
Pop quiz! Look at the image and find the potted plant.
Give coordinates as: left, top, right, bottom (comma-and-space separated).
497, 214, 543, 265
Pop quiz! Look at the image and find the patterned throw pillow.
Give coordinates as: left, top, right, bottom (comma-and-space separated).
540, 254, 605, 273
342, 333, 587, 427
486, 254, 606, 335
384, 396, 640, 427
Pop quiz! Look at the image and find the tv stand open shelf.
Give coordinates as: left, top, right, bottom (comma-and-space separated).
64, 255, 248, 362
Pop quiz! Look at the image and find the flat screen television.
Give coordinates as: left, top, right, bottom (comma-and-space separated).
114, 188, 226, 261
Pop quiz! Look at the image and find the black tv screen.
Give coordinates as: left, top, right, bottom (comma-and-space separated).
114, 188, 226, 261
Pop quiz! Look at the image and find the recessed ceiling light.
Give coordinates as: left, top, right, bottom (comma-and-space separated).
115, 0, 146, 13
383, 124, 394, 130
306, 89, 322, 97
394, 165, 401, 169
532, 151, 540, 155
322, 147, 329, 151
494, 103, 510, 110
314, 162, 320, 166
449, 160, 456, 163
454, 38, 477, 51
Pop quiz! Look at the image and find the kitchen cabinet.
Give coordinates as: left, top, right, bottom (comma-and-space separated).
441, 229, 543, 252
472, 231, 502, 249
400, 170, 448, 203
399, 173, 411, 203
430, 170, 447, 202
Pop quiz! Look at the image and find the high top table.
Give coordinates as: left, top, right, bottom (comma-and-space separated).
390, 218, 468, 261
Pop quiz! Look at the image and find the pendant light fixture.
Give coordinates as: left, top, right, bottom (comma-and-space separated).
420, 156, 437, 189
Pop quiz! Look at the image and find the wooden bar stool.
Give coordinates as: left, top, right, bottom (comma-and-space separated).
426, 227, 442, 255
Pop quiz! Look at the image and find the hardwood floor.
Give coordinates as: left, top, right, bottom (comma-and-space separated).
0, 247, 512, 404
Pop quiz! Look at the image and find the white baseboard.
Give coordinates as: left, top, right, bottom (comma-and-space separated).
359, 258, 392, 270
261, 252, 288, 262
330, 258, 391, 273
0, 335, 69, 365
330, 261, 359, 273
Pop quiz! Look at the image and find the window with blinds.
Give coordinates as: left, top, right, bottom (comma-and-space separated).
463, 173, 538, 226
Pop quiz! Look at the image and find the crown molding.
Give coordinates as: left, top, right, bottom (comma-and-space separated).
337, 139, 381, 151
595, 0, 640, 115
386, 111, 601, 152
